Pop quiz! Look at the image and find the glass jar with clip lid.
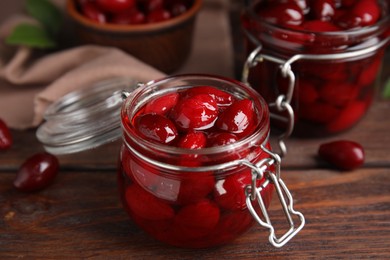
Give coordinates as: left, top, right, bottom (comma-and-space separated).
37, 74, 305, 249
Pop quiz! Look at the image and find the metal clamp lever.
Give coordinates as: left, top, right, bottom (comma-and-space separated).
245, 146, 305, 248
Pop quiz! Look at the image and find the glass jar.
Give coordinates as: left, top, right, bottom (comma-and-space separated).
118, 74, 304, 248
241, 0, 390, 137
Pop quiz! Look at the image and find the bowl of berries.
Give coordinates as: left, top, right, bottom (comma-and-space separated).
241, 0, 390, 137
66, 0, 202, 73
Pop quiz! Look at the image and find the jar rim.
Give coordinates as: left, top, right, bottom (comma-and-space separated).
121, 73, 270, 157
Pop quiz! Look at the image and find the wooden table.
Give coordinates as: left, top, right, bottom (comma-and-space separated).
1, 1, 390, 259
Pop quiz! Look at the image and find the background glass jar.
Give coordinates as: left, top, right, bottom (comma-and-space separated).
118, 74, 304, 248
241, 0, 390, 137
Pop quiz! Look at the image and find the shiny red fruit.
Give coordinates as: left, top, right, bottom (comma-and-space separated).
177, 131, 207, 149
170, 94, 218, 130
216, 99, 255, 134
208, 132, 238, 147
281, 0, 308, 13
142, 0, 164, 12
80, 1, 107, 23
13, 152, 59, 192
170, 2, 187, 17
300, 102, 339, 124
357, 55, 382, 87
258, 2, 304, 27
176, 172, 215, 204
125, 184, 175, 220
302, 20, 340, 32
318, 140, 365, 170
351, 0, 380, 26
135, 113, 178, 144
173, 199, 220, 238
340, 0, 357, 7
311, 0, 336, 21
96, 0, 135, 14
147, 9, 171, 23
184, 86, 235, 107
214, 169, 252, 210
0, 119, 12, 150
144, 92, 179, 115
337, 0, 380, 28
111, 7, 146, 24
319, 82, 358, 107
327, 101, 366, 133
296, 79, 319, 103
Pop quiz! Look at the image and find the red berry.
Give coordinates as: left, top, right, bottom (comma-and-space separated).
175, 131, 207, 166
214, 169, 252, 210
0, 119, 12, 150
147, 9, 171, 23
296, 79, 319, 104
184, 86, 235, 107
337, 0, 380, 28
302, 20, 340, 32
111, 7, 146, 24
318, 140, 365, 170
142, 0, 164, 12
170, 94, 218, 130
311, 0, 336, 21
281, 0, 308, 13
351, 0, 380, 26
208, 132, 238, 147
258, 2, 304, 27
144, 92, 179, 115
211, 210, 253, 243
125, 184, 175, 220
300, 61, 347, 81
327, 101, 366, 133
96, 0, 135, 13
319, 82, 359, 107
122, 150, 160, 189
135, 113, 178, 144
173, 199, 220, 238
340, 0, 357, 7
300, 102, 339, 124
13, 152, 59, 192
357, 55, 382, 87
176, 172, 215, 204
80, 1, 107, 23
216, 99, 255, 134
177, 131, 207, 149
170, 2, 187, 17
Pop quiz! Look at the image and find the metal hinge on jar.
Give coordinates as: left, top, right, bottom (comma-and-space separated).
244, 145, 305, 248
242, 45, 295, 158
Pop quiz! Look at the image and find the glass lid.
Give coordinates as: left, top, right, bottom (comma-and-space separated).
36, 77, 138, 155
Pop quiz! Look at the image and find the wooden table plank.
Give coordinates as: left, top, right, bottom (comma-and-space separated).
1, 168, 389, 259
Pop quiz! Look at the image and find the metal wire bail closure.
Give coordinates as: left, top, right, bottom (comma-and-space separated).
242, 44, 295, 158
245, 145, 305, 248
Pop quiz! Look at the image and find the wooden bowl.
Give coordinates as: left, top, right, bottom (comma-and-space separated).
66, 0, 202, 73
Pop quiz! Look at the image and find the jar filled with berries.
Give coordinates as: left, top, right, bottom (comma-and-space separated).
241, 0, 390, 137
118, 74, 305, 248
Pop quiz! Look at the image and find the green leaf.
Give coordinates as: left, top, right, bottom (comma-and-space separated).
5, 23, 56, 49
383, 78, 390, 99
25, 0, 63, 36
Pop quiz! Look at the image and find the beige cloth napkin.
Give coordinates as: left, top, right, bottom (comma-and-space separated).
0, 16, 165, 130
